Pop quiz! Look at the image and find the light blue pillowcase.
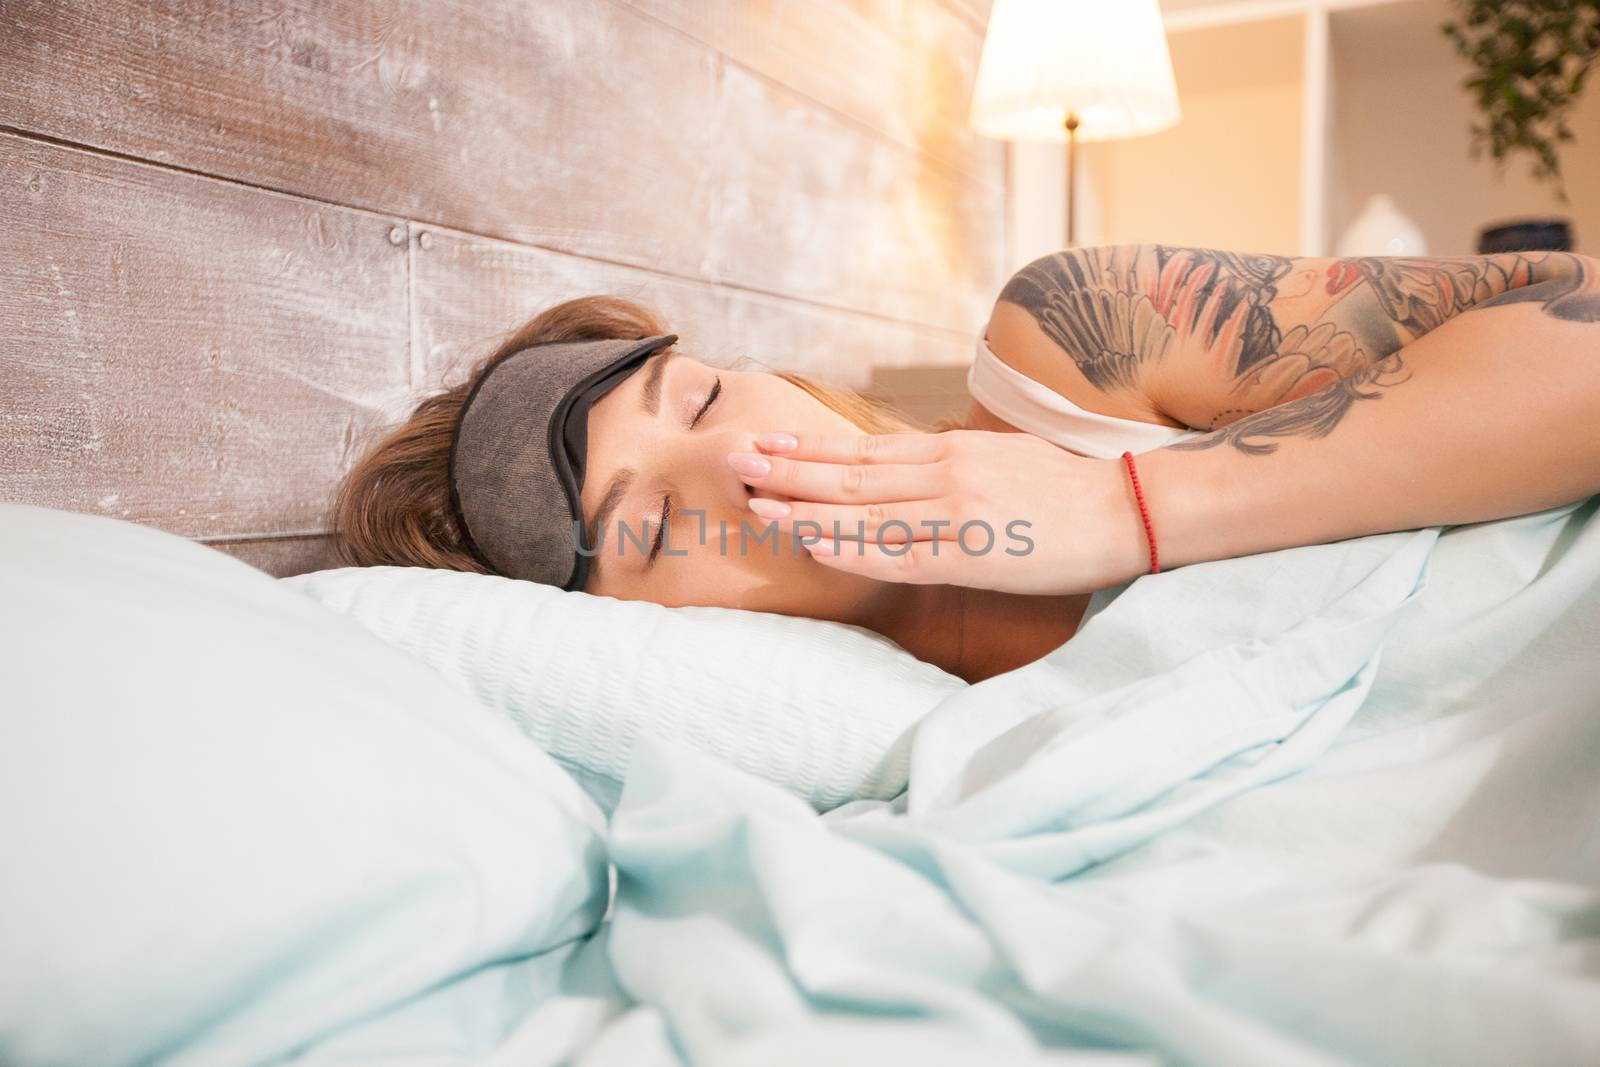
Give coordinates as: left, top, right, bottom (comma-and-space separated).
0, 505, 610, 1067
284, 566, 968, 814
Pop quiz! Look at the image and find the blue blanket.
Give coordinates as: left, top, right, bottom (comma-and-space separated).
299, 496, 1600, 1066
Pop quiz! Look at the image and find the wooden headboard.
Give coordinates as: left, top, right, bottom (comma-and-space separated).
0, 1, 1003, 576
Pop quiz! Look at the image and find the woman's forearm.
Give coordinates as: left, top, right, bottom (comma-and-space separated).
1102, 283, 1600, 585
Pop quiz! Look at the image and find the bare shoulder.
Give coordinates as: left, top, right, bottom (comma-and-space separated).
979, 251, 1196, 428
992, 244, 1599, 438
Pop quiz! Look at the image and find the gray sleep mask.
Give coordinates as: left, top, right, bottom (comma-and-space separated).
447, 333, 679, 590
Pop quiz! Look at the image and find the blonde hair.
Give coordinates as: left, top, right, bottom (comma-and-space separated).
332, 295, 942, 573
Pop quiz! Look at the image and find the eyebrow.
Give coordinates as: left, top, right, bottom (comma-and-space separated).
585, 467, 634, 582
639, 348, 677, 417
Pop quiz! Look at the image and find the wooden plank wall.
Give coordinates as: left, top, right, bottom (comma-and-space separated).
0, 0, 1004, 575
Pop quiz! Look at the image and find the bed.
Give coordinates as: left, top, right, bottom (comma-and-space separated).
4, 3, 1599, 1063
5, 480, 1598, 1067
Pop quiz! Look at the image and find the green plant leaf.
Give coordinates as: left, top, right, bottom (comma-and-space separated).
1443, 0, 1599, 192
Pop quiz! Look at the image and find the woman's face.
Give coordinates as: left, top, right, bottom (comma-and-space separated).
577, 349, 877, 617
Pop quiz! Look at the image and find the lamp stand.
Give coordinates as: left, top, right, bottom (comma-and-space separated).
1064, 112, 1080, 247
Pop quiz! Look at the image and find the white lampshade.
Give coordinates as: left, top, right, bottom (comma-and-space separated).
969, 0, 1181, 142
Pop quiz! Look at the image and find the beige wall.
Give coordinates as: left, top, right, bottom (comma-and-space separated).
1063, 0, 1599, 260
1330, 0, 1600, 255
1083, 15, 1305, 256
1088, 81, 1304, 254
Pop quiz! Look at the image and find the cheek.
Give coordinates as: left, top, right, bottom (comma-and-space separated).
647, 528, 863, 614
754, 380, 859, 434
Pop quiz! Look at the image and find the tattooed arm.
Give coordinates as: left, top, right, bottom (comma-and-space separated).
993, 244, 1592, 438
1083, 251, 1600, 582
738, 245, 1595, 596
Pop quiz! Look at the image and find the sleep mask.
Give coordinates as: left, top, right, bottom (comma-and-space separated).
448, 334, 679, 590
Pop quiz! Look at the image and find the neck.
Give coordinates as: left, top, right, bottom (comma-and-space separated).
854, 581, 1090, 684
843, 405, 1096, 682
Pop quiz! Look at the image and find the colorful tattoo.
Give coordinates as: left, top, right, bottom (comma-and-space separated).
995, 245, 1593, 456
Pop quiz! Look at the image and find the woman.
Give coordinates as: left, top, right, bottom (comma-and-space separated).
336, 244, 1600, 683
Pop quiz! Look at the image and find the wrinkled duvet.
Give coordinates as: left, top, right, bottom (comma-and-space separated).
296, 494, 1600, 1067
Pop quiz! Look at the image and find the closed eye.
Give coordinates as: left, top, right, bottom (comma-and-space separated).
648, 376, 718, 566
688, 376, 721, 429
648, 493, 671, 563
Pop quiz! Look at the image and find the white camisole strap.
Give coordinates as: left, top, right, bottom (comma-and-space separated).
966, 334, 1205, 458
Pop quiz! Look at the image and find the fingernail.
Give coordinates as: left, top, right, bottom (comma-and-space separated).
747, 497, 790, 519
727, 451, 771, 477
756, 432, 798, 452
805, 538, 837, 556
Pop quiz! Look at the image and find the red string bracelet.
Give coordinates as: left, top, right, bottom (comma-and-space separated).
1120, 450, 1161, 575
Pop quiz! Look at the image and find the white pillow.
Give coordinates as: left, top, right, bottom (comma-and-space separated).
282, 566, 966, 812
0, 505, 610, 1067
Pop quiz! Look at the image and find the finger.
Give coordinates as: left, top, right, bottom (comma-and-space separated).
752, 431, 948, 465
746, 496, 966, 544
799, 535, 974, 585
731, 452, 946, 505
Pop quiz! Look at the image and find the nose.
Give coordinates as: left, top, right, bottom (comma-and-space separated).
655, 427, 773, 516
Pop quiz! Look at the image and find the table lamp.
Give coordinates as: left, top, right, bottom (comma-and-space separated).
969, 0, 1181, 246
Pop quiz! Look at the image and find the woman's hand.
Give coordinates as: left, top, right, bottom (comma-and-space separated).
726, 430, 1147, 595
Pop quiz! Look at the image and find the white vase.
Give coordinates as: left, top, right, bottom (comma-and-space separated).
1336, 194, 1428, 257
